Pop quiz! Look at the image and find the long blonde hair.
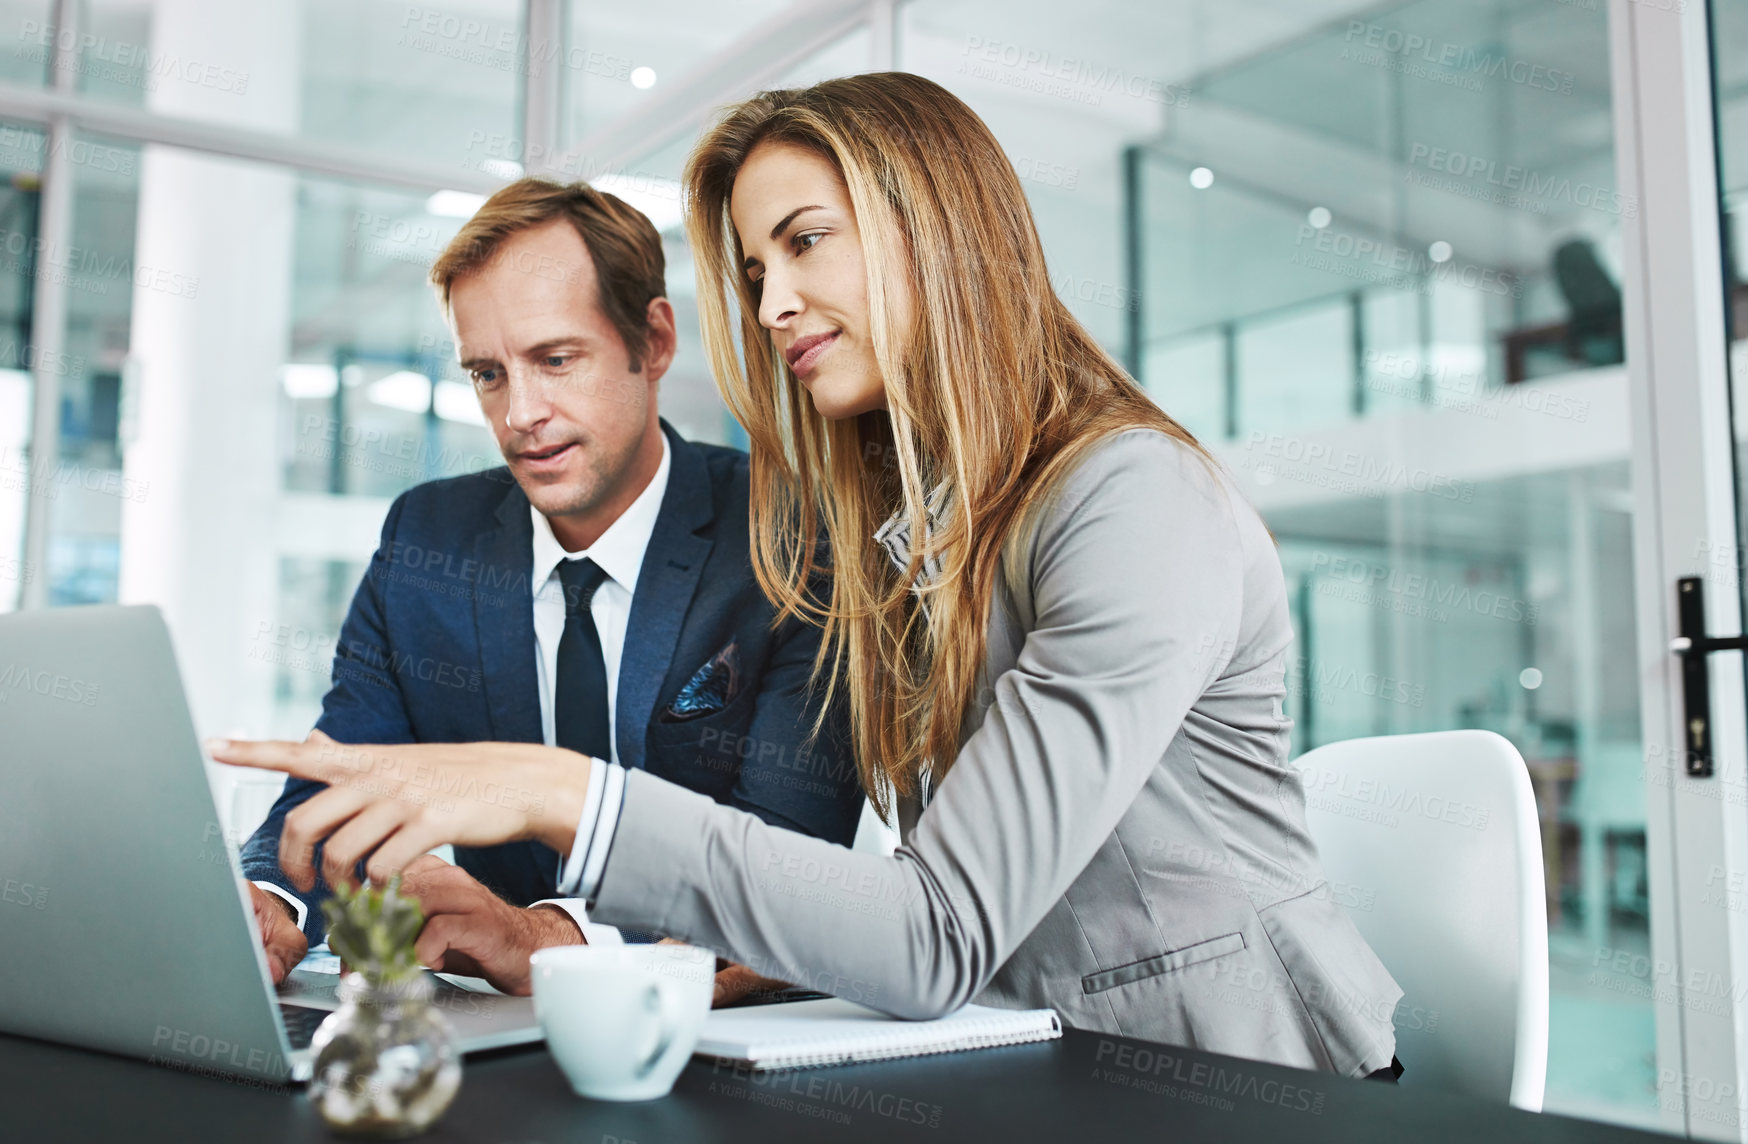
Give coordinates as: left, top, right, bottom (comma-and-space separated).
684, 73, 1210, 818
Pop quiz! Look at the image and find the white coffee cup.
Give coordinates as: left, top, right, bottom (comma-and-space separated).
529, 943, 715, 1101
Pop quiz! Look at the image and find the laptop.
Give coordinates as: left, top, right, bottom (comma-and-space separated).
0, 604, 544, 1084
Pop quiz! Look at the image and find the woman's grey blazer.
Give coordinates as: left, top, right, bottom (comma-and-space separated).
589, 427, 1404, 1077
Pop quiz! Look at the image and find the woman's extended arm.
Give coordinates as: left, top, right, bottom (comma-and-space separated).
209, 731, 592, 892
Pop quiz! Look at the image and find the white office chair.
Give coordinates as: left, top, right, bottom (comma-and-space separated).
1297, 730, 1549, 1110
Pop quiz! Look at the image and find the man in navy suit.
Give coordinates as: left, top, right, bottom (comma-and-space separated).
239, 178, 863, 995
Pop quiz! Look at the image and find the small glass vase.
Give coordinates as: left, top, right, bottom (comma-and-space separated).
308, 972, 462, 1138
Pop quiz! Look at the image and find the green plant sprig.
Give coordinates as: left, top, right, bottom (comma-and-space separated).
320, 875, 426, 986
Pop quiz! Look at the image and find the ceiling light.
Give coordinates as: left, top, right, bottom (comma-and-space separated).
427, 190, 486, 218
367, 370, 433, 414
630, 66, 657, 89
280, 363, 338, 400
1307, 206, 1331, 229
1428, 240, 1453, 264
1189, 166, 1214, 190
590, 172, 684, 233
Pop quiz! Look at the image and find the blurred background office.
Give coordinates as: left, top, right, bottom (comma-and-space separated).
1, 0, 1740, 1131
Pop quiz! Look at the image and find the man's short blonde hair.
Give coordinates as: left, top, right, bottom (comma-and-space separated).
430, 177, 666, 369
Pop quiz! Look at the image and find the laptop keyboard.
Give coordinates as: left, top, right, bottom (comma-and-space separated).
278, 1003, 330, 1050
280, 978, 489, 1049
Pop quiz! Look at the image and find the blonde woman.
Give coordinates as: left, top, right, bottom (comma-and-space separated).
215, 73, 1404, 1080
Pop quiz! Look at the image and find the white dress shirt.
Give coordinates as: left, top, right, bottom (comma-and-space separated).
256, 434, 670, 948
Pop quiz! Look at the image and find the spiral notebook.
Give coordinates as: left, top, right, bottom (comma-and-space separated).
696, 997, 1062, 1071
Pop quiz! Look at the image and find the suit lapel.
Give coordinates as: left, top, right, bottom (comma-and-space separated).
616, 421, 716, 770
472, 481, 544, 746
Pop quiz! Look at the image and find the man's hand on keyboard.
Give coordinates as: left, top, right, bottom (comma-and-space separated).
247, 881, 308, 985
400, 854, 582, 996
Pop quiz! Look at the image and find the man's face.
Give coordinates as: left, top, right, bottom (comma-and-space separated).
450, 218, 673, 523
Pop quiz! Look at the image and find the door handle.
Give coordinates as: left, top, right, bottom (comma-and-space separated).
1669, 576, 1748, 778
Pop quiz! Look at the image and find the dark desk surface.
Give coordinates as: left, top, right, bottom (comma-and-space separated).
1, 1024, 1668, 1144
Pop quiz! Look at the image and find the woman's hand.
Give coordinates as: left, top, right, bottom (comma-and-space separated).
654, 939, 793, 1008
710, 962, 797, 1008
206, 731, 591, 891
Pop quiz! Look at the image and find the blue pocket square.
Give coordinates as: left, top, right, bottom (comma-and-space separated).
660, 641, 741, 722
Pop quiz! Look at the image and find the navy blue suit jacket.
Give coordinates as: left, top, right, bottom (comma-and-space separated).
241, 421, 863, 943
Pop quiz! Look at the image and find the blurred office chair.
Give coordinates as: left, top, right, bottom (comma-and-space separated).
1553, 238, 1624, 367
1298, 730, 1549, 1111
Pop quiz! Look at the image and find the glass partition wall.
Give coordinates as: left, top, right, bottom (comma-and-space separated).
1128, 0, 1650, 1126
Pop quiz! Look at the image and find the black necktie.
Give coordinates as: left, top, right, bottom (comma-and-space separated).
553, 558, 655, 943
555, 558, 612, 762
